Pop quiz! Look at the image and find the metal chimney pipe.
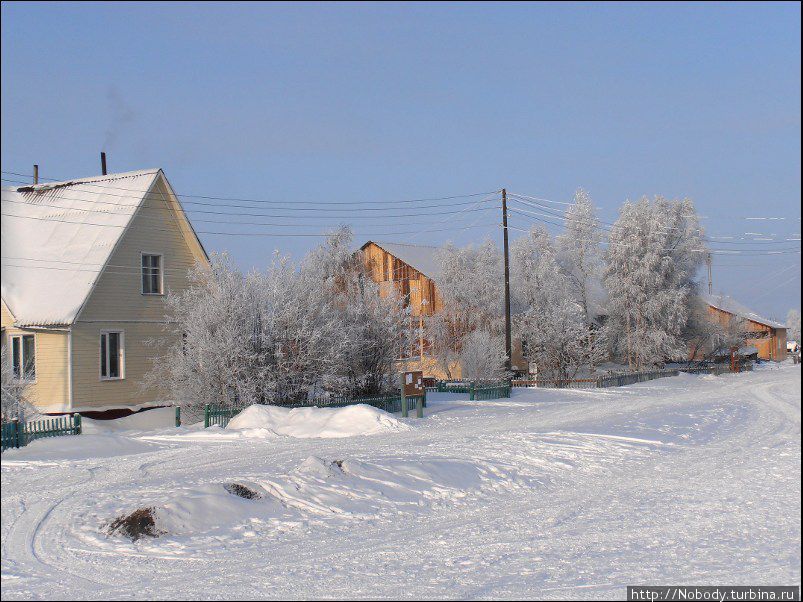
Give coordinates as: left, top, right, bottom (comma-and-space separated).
33, 164, 39, 184
101, 152, 107, 175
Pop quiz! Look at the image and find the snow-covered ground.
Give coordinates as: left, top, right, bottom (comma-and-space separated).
1, 365, 800, 600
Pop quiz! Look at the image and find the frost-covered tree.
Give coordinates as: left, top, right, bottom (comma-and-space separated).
787, 309, 801, 344
153, 228, 410, 414
429, 240, 504, 377
458, 329, 508, 382
512, 226, 603, 382
603, 196, 706, 370
1, 345, 35, 421
557, 189, 603, 324
301, 227, 410, 398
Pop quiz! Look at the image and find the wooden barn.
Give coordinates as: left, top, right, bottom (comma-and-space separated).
360, 241, 456, 378
702, 293, 788, 362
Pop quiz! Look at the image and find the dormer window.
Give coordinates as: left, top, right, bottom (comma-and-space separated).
141, 253, 163, 295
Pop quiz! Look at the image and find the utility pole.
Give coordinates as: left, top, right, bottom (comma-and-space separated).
502, 188, 512, 371
706, 252, 713, 295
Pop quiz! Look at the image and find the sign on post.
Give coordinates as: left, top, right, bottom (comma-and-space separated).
400, 370, 424, 418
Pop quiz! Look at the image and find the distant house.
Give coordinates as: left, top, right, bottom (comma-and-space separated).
701, 293, 788, 362
359, 240, 527, 378
1, 169, 209, 416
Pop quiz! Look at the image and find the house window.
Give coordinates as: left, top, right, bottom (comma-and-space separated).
11, 334, 35, 381
100, 331, 124, 380
141, 253, 163, 295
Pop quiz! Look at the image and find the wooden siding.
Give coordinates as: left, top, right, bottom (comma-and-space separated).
70, 173, 208, 410
70, 321, 176, 411
78, 175, 207, 323
707, 305, 787, 362
0, 326, 70, 412
361, 242, 443, 316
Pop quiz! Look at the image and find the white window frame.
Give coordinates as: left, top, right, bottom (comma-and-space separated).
9, 334, 36, 383
99, 330, 125, 381
140, 252, 164, 296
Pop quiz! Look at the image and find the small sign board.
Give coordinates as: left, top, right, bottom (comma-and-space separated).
402, 370, 424, 396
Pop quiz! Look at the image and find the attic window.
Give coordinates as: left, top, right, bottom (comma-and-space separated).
141, 254, 163, 295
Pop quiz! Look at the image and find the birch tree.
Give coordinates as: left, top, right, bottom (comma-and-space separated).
512, 226, 602, 382
603, 196, 706, 370
429, 240, 504, 378
1, 345, 35, 421
557, 188, 603, 324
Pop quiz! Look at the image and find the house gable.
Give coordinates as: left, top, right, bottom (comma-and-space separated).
77, 172, 208, 323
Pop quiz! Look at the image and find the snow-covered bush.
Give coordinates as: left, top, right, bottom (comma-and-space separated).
429, 240, 504, 376
787, 309, 800, 344
459, 329, 508, 382
603, 196, 706, 370
1, 344, 35, 421
512, 226, 603, 382
154, 228, 410, 414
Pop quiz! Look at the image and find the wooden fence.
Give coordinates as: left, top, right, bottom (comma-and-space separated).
1, 414, 82, 453
511, 369, 681, 389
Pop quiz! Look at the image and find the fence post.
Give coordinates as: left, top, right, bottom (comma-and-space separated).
12, 418, 21, 449
175, 406, 181, 428
400, 374, 408, 418
73, 413, 82, 435
416, 395, 423, 418
470, 381, 475, 401
204, 405, 210, 428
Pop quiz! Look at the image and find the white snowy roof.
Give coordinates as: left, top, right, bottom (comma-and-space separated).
701, 292, 787, 330
362, 241, 442, 280
1, 169, 162, 327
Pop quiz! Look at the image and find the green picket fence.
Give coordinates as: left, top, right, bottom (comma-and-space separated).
473, 383, 511, 400
435, 380, 511, 400
436, 381, 474, 394
1, 413, 82, 452
204, 393, 427, 428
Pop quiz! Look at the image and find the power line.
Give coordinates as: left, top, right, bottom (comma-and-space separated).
2, 170, 501, 207
1, 190, 501, 223
0, 210, 500, 238
507, 196, 801, 249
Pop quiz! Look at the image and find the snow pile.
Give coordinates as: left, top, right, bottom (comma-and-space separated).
114, 455, 483, 539
226, 404, 410, 438
82, 407, 177, 434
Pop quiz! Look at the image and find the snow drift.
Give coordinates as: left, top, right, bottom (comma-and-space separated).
225, 404, 410, 438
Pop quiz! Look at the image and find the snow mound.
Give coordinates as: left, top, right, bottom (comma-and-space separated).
82, 407, 177, 434
226, 404, 411, 438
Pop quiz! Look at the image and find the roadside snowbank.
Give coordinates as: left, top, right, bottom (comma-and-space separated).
225, 404, 411, 438
82, 407, 177, 434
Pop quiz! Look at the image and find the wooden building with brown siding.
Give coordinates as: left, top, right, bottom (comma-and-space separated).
360, 241, 455, 377
702, 293, 788, 361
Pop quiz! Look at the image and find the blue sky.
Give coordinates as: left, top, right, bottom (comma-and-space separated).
2, 2, 800, 320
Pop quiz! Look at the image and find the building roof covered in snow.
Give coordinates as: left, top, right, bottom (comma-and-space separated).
701, 292, 787, 330
1, 169, 206, 327
360, 240, 442, 280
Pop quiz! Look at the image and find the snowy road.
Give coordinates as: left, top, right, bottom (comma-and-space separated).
2, 366, 800, 600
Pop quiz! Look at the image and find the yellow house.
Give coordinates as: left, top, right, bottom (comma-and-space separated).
1, 169, 209, 416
